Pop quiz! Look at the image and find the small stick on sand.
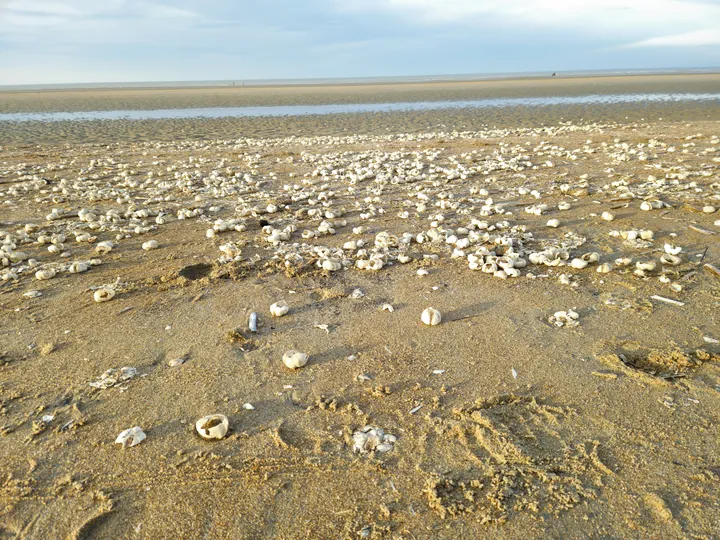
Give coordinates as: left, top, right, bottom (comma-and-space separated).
650, 295, 685, 307
688, 224, 716, 235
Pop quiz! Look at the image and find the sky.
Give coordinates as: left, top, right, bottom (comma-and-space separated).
1, 0, 719, 85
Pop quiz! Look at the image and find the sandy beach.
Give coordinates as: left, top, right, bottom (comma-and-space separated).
1, 77, 719, 538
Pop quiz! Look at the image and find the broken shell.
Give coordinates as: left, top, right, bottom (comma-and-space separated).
68, 262, 89, 274
660, 254, 682, 266
639, 230, 654, 240
597, 263, 612, 273
283, 350, 308, 369
381, 303, 394, 312
421, 307, 442, 326
115, 426, 146, 448
636, 261, 656, 271
35, 268, 56, 280
321, 259, 342, 272
640, 201, 653, 211
93, 288, 116, 302
546, 219, 561, 228
195, 414, 229, 440
664, 243, 682, 255
95, 241, 114, 254
142, 240, 159, 250
270, 300, 290, 317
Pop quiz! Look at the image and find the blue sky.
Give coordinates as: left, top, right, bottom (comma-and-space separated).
1, 0, 719, 84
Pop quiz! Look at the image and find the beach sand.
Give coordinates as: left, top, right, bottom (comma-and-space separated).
1, 77, 719, 538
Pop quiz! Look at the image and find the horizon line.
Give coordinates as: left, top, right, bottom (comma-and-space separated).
2, 66, 719, 92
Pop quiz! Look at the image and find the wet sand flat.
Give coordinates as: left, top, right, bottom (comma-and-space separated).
0, 84, 719, 538
2, 74, 720, 113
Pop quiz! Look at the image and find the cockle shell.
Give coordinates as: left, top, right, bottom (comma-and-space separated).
601, 211, 615, 221
283, 350, 308, 369
142, 240, 159, 250
115, 426, 146, 448
93, 288, 115, 302
421, 307, 442, 326
270, 300, 289, 317
195, 414, 229, 440
636, 261, 656, 271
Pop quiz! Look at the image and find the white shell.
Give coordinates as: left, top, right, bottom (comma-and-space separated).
93, 288, 116, 302
115, 426, 146, 448
142, 240, 159, 250
248, 312, 258, 332
283, 350, 308, 369
702, 205, 716, 214
636, 261, 656, 271
195, 414, 229, 440
597, 263, 612, 273
421, 307, 442, 326
546, 219, 561, 228
569, 258, 588, 269
68, 262, 89, 274
601, 211, 615, 221
35, 269, 56, 280
270, 300, 289, 317
321, 259, 342, 272
660, 254, 681, 266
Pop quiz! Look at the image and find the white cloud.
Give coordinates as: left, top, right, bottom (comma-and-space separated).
625, 29, 720, 47
334, 0, 720, 40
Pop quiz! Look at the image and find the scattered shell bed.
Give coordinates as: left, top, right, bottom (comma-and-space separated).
2, 123, 717, 300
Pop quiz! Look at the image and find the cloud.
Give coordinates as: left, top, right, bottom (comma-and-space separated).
334, 0, 720, 40
625, 29, 720, 47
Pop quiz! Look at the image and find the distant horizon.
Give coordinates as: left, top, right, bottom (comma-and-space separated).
2, 66, 719, 92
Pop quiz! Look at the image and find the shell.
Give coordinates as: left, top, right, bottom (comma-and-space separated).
421, 307, 442, 326
68, 262, 89, 274
597, 263, 612, 273
93, 288, 116, 302
569, 258, 588, 269
283, 350, 308, 369
195, 414, 229, 440
35, 268, 56, 280
660, 254, 681, 266
142, 240, 159, 250
636, 261, 656, 271
601, 211, 615, 221
115, 426, 146, 448
321, 259, 342, 272
546, 219, 561, 228
270, 300, 290, 317
95, 241, 114, 254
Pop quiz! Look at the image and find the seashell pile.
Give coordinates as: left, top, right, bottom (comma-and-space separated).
89, 366, 137, 389
352, 426, 397, 454
549, 309, 580, 328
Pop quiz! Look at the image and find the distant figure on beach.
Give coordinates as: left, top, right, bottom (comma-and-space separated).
552, 72, 556, 77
